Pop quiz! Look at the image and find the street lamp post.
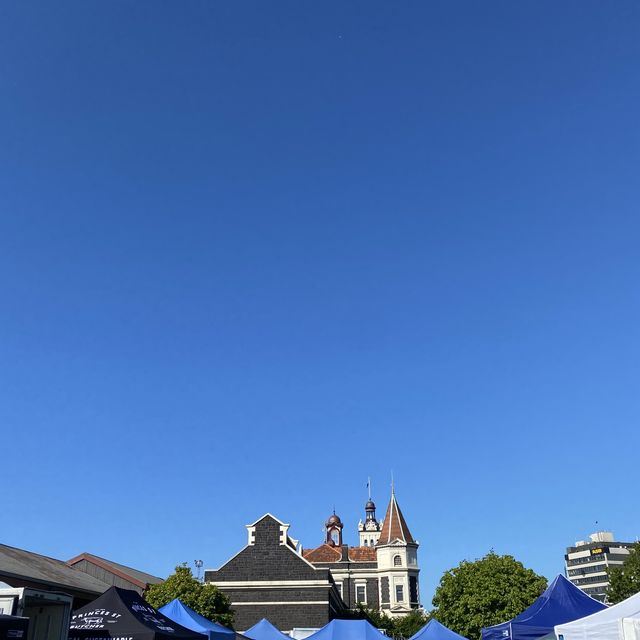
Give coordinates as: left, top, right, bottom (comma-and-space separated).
194, 559, 203, 582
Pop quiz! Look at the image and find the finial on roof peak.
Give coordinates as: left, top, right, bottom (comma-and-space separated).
378, 487, 415, 545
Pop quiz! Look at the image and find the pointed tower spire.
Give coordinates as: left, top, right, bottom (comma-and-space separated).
378, 491, 415, 545
375, 487, 421, 612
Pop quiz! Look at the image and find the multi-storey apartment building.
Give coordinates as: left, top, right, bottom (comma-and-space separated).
565, 531, 636, 602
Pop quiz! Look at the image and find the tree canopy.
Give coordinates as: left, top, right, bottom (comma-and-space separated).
352, 605, 395, 635
431, 552, 547, 640
607, 542, 640, 604
392, 609, 431, 639
353, 605, 429, 640
145, 564, 234, 628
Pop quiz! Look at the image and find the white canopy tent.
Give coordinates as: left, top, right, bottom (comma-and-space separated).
622, 617, 640, 640
555, 591, 640, 640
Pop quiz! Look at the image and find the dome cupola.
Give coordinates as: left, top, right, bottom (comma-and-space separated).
325, 510, 343, 546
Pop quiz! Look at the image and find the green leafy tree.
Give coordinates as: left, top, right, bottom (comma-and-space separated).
392, 609, 431, 640
353, 605, 429, 640
353, 604, 395, 635
607, 542, 640, 604
145, 564, 234, 628
432, 552, 546, 640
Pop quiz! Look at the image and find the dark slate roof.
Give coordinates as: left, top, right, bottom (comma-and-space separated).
0, 544, 109, 595
67, 553, 163, 589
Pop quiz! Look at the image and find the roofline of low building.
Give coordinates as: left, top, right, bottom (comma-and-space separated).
66, 553, 158, 590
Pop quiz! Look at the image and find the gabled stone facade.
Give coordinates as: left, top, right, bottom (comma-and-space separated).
304, 492, 420, 618
204, 514, 343, 632
205, 492, 421, 632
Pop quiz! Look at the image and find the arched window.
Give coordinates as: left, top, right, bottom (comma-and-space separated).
393, 555, 402, 566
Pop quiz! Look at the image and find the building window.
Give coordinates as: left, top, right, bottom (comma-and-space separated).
336, 582, 343, 598
396, 584, 404, 602
394, 555, 402, 566
410, 576, 418, 603
356, 584, 367, 604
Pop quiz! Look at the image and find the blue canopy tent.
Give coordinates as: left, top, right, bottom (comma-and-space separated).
410, 620, 467, 640
159, 599, 236, 640
481, 575, 606, 640
243, 619, 290, 640
306, 619, 389, 640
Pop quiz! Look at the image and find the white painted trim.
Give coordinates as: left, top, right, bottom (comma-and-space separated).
394, 582, 405, 603
355, 582, 367, 605
232, 601, 327, 606
212, 580, 332, 588
330, 568, 379, 576
284, 541, 323, 570
246, 513, 290, 528
378, 539, 408, 548
208, 521, 332, 576
208, 545, 250, 573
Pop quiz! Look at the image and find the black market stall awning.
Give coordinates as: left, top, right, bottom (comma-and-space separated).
0, 615, 29, 640
69, 586, 205, 640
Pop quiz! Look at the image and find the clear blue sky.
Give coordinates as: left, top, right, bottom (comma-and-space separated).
1, 1, 639, 606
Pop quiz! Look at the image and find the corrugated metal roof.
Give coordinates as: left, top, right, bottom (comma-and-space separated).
0, 544, 109, 594
67, 553, 163, 586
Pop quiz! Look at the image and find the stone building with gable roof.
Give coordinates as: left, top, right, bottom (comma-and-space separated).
204, 514, 343, 632
303, 491, 420, 617
205, 491, 421, 631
